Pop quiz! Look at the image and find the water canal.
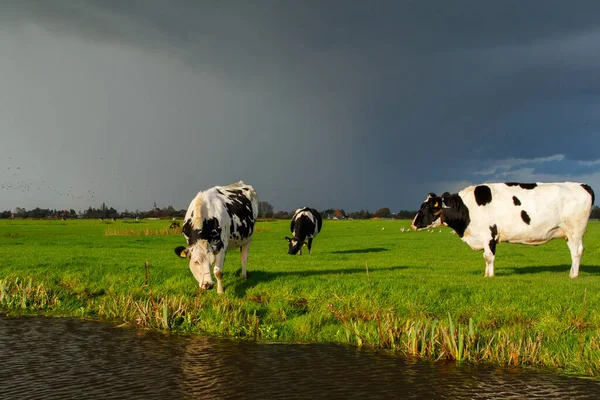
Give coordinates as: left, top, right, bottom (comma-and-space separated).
1, 316, 598, 399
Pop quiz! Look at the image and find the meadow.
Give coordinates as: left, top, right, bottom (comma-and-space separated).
1, 218, 600, 377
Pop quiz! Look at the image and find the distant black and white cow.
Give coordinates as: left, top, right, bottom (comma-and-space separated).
411, 182, 595, 278
285, 208, 323, 255
174, 181, 259, 294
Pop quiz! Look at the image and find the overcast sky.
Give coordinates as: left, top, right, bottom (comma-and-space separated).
2, 1, 600, 213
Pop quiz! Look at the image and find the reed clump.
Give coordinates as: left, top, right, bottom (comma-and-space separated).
0, 277, 59, 311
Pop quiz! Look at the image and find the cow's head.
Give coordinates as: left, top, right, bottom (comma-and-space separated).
411, 192, 445, 230
285, 236, 306, 255
174, 241, 217, 290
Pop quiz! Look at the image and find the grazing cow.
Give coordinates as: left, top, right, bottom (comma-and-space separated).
411, 182, 595, 278
285, 208, 322, 255
169, 221, 181, 229
174, 181, 258, 294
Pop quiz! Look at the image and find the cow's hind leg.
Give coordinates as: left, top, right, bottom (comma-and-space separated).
567, 234, 584, 278
240, 240, 251, 280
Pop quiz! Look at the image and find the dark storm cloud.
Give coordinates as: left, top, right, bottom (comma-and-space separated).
2, 1, 600, 212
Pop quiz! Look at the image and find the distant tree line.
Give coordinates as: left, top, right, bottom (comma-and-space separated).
0, 202, 187, 220
23, 200, 600, 221
0, 200, 423, 220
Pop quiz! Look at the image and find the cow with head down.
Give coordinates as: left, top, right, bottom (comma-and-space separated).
411, 182, 595, 278
285, 207, 322, 255
174, 181, 258, 294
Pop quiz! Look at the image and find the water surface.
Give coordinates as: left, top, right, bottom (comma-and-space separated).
1, 316, 598, 399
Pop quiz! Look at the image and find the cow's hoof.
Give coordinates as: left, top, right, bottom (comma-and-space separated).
201, 282, 214, 290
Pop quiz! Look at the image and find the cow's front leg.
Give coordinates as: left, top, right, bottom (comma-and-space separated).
307, 238, 313, 255
213, 251, 226, 294
483, 250, 495, 277
240, 240, 251, 280
483, 234, 497, 277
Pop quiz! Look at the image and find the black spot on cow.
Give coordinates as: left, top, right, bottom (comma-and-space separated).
224, 190, 255, 240
512, 196, 521, 206
181, 217, 223, 252
489, 224, 498, 255
474, 185, 492, 206
182, 219, 193, 240
200, 217, 224, 253
521, 210, 531, 225
440, 193, 471, 238
581, 184, 595, 205
505, 182, 537, 190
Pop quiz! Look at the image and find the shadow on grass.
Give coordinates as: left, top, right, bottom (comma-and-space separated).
231, 265, 407, 298
499, 265, 600, 276
330, 247, 388, 254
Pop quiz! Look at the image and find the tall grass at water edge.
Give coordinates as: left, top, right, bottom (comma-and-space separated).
1, 218, 600, 377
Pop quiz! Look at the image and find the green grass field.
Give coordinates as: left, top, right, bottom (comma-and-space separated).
1, 218, 600, 377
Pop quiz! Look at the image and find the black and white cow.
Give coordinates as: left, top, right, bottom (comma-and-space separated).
174, 181, 258, 294
411, 182, 595, 278
285, 208, 322, 255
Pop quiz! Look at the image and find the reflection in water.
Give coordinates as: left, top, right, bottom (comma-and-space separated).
0, 315, 598, 399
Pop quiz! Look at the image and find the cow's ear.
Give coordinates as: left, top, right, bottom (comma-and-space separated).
174, 246, 188, 258
285, 236, 292, 242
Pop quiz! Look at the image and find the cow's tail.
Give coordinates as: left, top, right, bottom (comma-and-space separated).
581, 183, 595, 206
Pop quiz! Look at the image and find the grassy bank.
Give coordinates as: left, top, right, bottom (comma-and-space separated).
1, 218, 600, 377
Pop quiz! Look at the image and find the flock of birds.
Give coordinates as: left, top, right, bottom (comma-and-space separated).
2, 168, 99, 202
0, 157, 134, 210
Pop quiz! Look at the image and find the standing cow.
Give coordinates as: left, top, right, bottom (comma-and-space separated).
174, 181, 258, 294
411, 182, 594, 278
285, 208, 323, 255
